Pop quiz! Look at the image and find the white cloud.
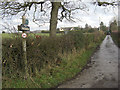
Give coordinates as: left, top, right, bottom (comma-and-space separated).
57, 2, 117, 28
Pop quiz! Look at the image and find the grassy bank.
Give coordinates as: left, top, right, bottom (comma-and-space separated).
2, 31, 105, 88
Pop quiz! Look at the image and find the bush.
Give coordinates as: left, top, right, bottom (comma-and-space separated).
111, 31, 120, 48
67, 30, 85, 49
2, 38, 23, 77
2, 31, 6, 33
41, 30, 50, 33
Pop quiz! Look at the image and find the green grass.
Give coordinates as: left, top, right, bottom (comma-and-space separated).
28, 33, 50, 37
2, 33, 63, 39
1, 33, 49, 39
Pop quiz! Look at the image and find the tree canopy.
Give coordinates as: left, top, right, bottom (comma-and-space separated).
100, 21, 107, 32
0, 1, 88, 37
110, 20, 118, 31
0, 0, 118, 37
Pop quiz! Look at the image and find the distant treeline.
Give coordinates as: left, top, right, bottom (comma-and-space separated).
41, 30, 64, 33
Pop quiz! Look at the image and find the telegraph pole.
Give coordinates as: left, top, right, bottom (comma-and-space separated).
99, 17, 101, 31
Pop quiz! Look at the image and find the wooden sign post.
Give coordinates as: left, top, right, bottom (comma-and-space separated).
22, 16, 29, 78
18, 16, 30, 78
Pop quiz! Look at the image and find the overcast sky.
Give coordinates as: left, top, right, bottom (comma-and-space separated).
0, 1, 118, 32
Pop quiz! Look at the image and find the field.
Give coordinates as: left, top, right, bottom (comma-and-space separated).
2, 33, 49, 39
1, 33, 63, 39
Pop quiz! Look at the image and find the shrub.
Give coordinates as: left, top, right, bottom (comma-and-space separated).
111, 31, 120, 48
41, 30, 50, 33
67, 30, 85, 49
2, 37, 23, 77
2, 31, 6, 33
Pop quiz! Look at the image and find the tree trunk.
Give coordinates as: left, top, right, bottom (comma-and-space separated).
50, 2, 61, 37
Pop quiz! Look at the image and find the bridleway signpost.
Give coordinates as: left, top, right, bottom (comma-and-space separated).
18, 15, 30, 78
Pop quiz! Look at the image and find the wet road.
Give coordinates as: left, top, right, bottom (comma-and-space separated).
58, 35, 118, 88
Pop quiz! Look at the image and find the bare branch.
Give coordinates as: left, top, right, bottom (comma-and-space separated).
92, 0, 118, 6
58, 1, 87, 22
1, 22, 18, 33
0, 2, 46, 18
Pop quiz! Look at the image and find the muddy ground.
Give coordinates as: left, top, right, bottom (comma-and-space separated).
57, 35, 119, 88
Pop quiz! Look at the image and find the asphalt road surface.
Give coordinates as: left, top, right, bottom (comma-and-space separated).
58, 35, 118, 88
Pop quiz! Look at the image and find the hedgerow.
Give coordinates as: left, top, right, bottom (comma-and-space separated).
2, 30, 104, 83
111, 31, 120, 48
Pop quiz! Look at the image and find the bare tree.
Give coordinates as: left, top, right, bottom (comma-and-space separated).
2, 23, 18, 33
0, 0, 118, 37
0, 1, 87, 37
